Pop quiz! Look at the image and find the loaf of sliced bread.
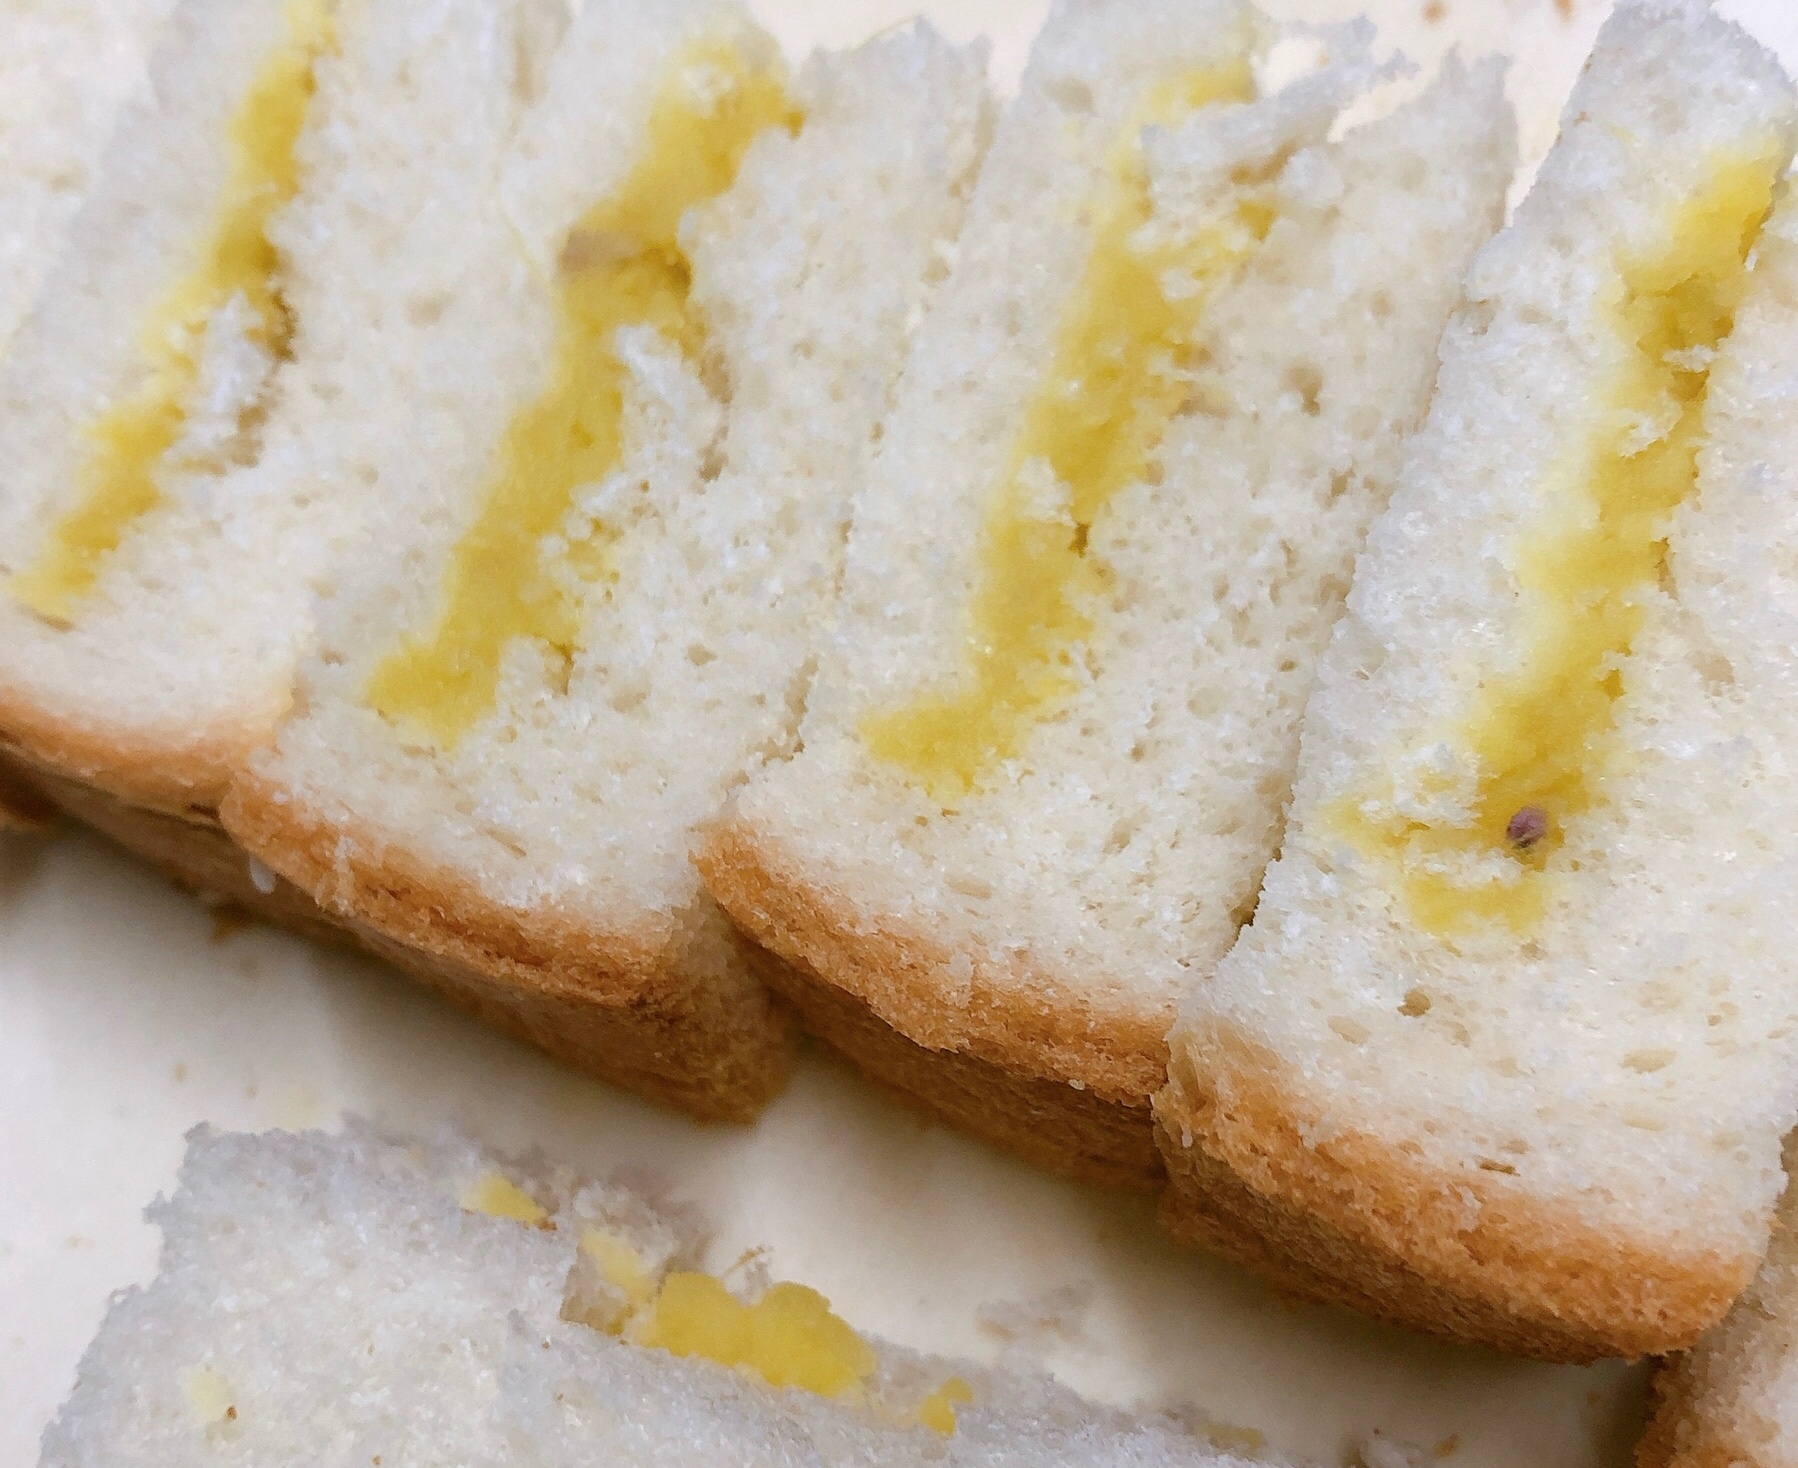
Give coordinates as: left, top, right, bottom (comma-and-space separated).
219, 1, 992, 1121
39, 1122, 1285, 1468
1640, 1140, 1798, 1468
1157, 0, 1798, 1362
0, 0, 176, 353
700, 0, 1514, 1189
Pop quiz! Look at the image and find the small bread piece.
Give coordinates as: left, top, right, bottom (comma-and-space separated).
1640, 1143, 1798, 1468
700, 0, 1513, 1188
39, 1122, 1285, 1468
0, 0, 176, 353
1157, 0, 1798, 1362
220, 3, 991, 1121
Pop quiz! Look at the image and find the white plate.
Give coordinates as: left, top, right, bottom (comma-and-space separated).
4, 1, 1793, 1463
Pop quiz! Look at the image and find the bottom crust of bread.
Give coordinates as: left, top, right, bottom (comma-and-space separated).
1154, 1021, 1754, 1363
5, 744, 792, 1123
741, 939, 1163, 1191
218, 771, 795, 1124
700, 818, 1167, 1191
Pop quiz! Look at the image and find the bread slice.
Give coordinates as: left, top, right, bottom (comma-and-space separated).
1156, 0, 1798, 1363
39, 1121, 1286, 1468
699, 0, 1514, 1190
1640, 1140, 1798, 1468
0, 0, 177, 354
218, 3, 992, 1122
0, 0, 568, 817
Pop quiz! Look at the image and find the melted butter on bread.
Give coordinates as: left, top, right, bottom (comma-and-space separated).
10, 0, 332, 623
470, 1182, 970, 1430
364, 39, 800, 748
860, 54, 1265, 805
1335, 147, 1783, 934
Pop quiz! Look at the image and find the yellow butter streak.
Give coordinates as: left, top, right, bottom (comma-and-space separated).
636, 1271, 878, 1401
9, 0, 331, 623
460, 1171, 548, 1226
1335, 150, 1782, 935
915, 1375, 975, 1435
495, 1210, 972, 1430
860, 58, 1262, 804
363, 41, 800, 748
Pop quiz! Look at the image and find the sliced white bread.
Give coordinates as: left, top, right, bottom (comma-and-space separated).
39, 1121, 1286, 1468
0, 0, 566, 818
0, 0, 177, 353
220, 2, 991, 1122
1157, 0, 1798, 1362
700, 0, 1514, 1189
1640, 1141, 1798, 1468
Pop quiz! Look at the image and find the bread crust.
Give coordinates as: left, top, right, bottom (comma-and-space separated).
2, 741, 792, 1122
741, 939, 1162, 1191
1154, 1019, 1755, 1363
0, 675, 272, 816
0, 746, 58, 831
1635, 1357, 1771, 1468
699, 815, 1167, 1188
222, 768, 793, 1122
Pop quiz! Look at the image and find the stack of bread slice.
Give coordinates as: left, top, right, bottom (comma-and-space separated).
700, 0, 1514, 1186
18, 0, 1798, 1384
40, 1121, 1288, 1468
0, 0, 990, 1119
1158, 0, 1798, 1362
218, 0, 992, 1120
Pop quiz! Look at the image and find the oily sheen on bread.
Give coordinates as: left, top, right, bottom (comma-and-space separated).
1157, 0, 1798, 1362
699, 0, 1513, 1188
39, 1122, 1289, 1468
220, 0, 992, 1121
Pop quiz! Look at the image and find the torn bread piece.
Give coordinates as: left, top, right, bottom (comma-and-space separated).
1157, 0, 1798, 1361
0, 0, 177, 353
220, 0, 992, 1121
700, 0, 1514, 1188
0, 0, 566, 821
39, 1121, 1288, 1468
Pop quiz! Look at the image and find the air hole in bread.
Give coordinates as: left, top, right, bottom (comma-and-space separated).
1286, 362, 1323, 415
1044, 76, 1095, 116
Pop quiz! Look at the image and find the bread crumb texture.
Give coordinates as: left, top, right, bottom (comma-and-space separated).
1160, 0, 1798, 1360
0, 0, 510, 806
706, 0, 1513, 1138
38, 1124, 1272, 1467
10, 0, 332, 623
219, 0, 991, 1126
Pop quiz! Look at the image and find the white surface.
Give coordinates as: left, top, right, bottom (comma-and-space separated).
5, 0, 1796, 1464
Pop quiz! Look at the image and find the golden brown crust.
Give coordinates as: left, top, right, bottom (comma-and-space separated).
0, 675, 278, 817
1635, 1355, 1774, 1468
2, 739, 792, 1122
741, 940, 1162, 1191
1154, 1018, 1756, 1363
221, 767, 794, 1122
699, 814, 1167, 1187
0, 750, 58, 831
1, 745, 354, 946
